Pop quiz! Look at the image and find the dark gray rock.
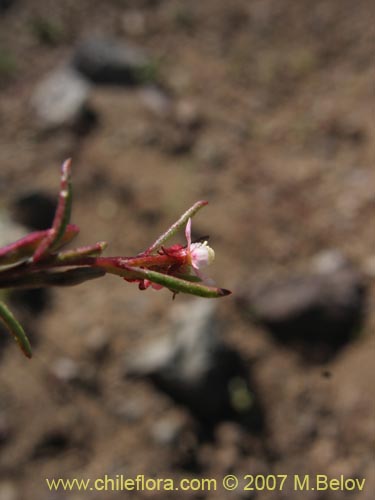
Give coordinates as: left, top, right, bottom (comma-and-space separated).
237, 258, 367, 361
32, 429, 71, 459
11, 191, 56, 230
71, 36, 152, 85
125, 301, 261, 427
31, 66, 91, 131
9, 288, 50, 315
0, 412, 11, 444
0, 0, 14, 12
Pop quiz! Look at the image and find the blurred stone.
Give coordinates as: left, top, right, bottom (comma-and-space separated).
31, 67, 91, 131
72, 36, 152, 85
51, 357, 99, 393
32, 430, 70, 458
110, 397, 146, 422
150, 414, 186, 446
237, 261, 367, 362
0, 482, 18, 500
125, 300, 256, 425
139, 85, 172, 116
84, 326, 110, 360
11, 191, 56, 230
0, 413, 11, 444
311, 249, 347, 274
0, 0, 14, 12
9, 288, 50, 315
51, 357, 80, 383
175, 100, 203, 130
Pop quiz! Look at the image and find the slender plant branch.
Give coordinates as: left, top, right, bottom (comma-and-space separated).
0, 160, 231, 358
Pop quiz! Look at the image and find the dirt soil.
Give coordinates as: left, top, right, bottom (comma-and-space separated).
0, 1, 374, 499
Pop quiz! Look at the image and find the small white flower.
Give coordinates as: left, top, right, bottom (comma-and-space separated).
185, 218, 215, 278
189, 241, 215, 269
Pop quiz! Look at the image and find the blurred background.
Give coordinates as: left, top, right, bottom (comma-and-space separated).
0, 0, 374, 499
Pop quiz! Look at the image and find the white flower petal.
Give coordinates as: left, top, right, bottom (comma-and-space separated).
190, 242, 215, 269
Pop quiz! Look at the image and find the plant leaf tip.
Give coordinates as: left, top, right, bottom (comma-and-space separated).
23, 349, 32, 359
62, 157, 72, 169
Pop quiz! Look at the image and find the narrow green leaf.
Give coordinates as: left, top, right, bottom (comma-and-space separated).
55, 242, 108, 263
0, 300, 32, 358
33, 158, 73, 262
50, 158, 73, 250
143, 200, 208, 255
120, 265, 231, 298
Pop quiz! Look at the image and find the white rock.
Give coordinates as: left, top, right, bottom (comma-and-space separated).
31, 67, 90, 130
